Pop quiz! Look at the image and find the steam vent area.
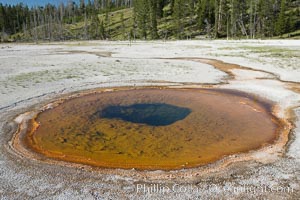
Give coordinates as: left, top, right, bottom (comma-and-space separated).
24, 88, 280, 170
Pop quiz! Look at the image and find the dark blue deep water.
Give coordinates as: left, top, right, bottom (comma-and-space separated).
99, 103, 191, 126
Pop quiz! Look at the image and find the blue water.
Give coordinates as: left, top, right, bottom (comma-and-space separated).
99, 103, 191, 126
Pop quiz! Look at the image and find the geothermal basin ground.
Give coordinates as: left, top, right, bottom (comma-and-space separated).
0, 40, 300, 199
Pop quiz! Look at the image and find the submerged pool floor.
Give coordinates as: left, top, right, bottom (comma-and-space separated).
99, 103, 191, 126
26, 88, 279, 170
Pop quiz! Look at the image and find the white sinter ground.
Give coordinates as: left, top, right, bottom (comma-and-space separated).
0, 40, 299, 199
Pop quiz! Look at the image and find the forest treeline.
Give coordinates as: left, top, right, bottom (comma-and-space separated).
0, 0, 299, 42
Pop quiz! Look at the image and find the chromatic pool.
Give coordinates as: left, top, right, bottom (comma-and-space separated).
25, 88, 280, 170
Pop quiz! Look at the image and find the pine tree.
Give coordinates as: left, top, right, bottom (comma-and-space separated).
133, 0, 149, 39
149, 0, 159, 39
197, 0, 207, 29
0, 4, 5, 41
173, 0, 184, 39
275, 0, 286, 36
214, 0, 219, 38
99, 20, 106, 39
120, 12, 126, 39
229, 0, 238, 37
170, 0, 175, 15
90, 12, 99, 39
157, 0, 165, 18
80, 0, 85, 15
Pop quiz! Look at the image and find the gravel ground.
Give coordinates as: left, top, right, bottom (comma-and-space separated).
0, 40, 299, 199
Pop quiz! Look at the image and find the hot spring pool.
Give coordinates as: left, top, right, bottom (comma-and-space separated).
24, 88, 280, 170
